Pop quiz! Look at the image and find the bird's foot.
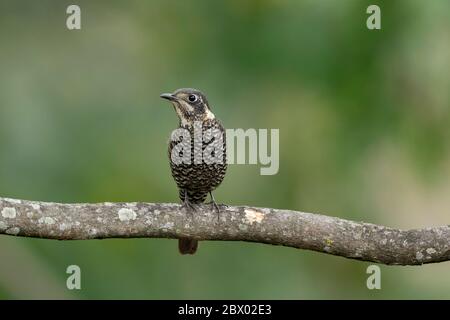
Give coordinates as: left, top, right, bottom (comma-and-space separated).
207, 200, 219, 213
206, 200, 221, 221
208, 192, 221, 222
182, 199, 197, 217
181, 189, 197, 216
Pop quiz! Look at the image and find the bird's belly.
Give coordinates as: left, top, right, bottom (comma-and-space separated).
170, 163, 227, 191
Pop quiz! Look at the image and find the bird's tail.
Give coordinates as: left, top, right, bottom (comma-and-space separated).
178, 189, 207, 255
178, 238, 198, 255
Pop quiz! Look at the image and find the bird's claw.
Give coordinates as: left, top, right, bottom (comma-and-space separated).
208, 201, 220, 213
182, 200, 197, 217
208, 192, 221, 222
207, 201, 220, 223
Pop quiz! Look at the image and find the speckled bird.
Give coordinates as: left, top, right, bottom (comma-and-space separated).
161, 88, 227, 254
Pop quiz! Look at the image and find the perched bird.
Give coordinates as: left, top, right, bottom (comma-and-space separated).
161, 88, 227, 254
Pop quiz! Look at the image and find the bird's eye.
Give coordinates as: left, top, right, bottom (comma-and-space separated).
188, 94, 198, 103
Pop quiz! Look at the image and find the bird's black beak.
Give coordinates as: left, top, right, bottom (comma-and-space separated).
160, 93, 176, 101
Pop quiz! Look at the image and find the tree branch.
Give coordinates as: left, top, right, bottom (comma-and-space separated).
0, 196, 449, 265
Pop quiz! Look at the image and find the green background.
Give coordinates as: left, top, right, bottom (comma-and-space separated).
1, 0, 449, 299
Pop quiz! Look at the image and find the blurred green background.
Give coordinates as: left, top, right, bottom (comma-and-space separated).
1, 0, 449, 299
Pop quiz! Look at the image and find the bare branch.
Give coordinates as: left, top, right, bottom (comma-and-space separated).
0, 196, 449, 265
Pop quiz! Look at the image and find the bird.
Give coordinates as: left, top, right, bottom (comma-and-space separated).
160, 88, 227, 255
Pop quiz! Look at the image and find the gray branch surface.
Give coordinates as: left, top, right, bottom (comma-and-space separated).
1, 196, 449, 265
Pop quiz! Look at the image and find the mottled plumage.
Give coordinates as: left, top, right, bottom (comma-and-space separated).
161, 88, 227, 254
168, 119, 227, 203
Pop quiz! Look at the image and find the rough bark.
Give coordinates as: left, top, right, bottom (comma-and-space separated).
0, 196, 449, 265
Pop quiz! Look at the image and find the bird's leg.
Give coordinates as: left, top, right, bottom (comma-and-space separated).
182, 189, 197, 214
209, 192, 220, 222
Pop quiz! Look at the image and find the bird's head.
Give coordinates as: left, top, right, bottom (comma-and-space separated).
160, 88, 215, 126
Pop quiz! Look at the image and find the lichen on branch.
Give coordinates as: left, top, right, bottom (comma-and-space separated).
1, 196, 449, 266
